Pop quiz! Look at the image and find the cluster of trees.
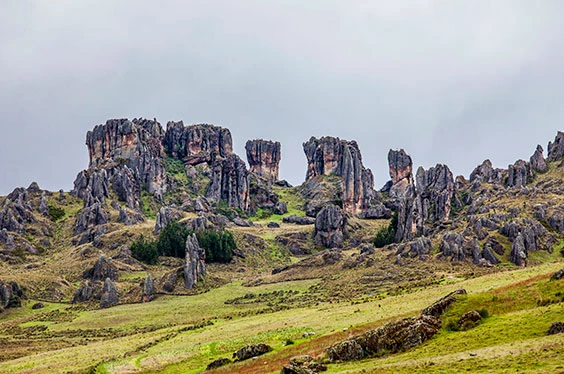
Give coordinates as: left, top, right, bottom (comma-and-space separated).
373, 211, 398, 248
131, 221, 236, 265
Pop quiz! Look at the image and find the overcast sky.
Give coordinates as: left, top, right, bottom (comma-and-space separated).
1, 1, 564, 195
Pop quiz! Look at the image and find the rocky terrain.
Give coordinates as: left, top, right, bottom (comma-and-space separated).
0, 118, 563, 373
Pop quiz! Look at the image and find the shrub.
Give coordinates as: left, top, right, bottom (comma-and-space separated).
373, 211, 398, 248
131, 235, 159, 265
157, 221, 189, 258
197, 228, 236, 264
477, 308, 489, 319
48, 205, 65, 222
445, 319, 459, 332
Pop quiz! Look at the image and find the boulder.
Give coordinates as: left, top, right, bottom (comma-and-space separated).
325, 340, 364, 362
282, 215, 316, 225
99, 278, 119, 308
232, 343, 272, 361
206, 358, 232, 370
267, 222, 280, 228
154, 206, 183, 234
457, 310, 482, 329
245, 139, 281, 183
551, 268, 564, 280
481, 244, 499, 265
361, 205, 392, 220
548, 322, 564, 335
314, 205, 347, 248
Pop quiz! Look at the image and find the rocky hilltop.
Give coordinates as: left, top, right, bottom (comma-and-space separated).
1, 117, 564, 316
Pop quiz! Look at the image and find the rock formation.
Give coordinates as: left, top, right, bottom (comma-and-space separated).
396, 163, 457, 242
387, 149, 414, 198
303, 136, 375, 214
154, 206, 183, 234
314, 205, 347, 248
206, 154, 250, 210
99, 278, 119, 308
507, 160, 531, 188
143, 274, 154, 302
164, 122, 232, 164
184, 234, 206, 289
85, 118, 167, 199
530, 145, 547, 173
0, 280, 25, 312
469, 160, 504, 185
245, 139, 281, 182
232, 343, 272, 361
548, 131, 564, 162
83, 256, 118, 282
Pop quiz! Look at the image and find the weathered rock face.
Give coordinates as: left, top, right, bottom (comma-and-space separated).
143, 274, 154, 302
83, 256, 119, 282
396, 164, 457, 242
99, 278, 119, 308
154, 206, 183, 234
458, 310, 482, 329
469, 160, 504, 185
206, 154, 250, 210
184, 234, 206, 289
422, 289, 467, 318
303, 137, 374, 214
361, 205, 392, 220
548, 131, 564, 162
530, 145, 547, 173
387, 149, 414, 198
507, 160, 531, 188
0, 187, 38, 234
395, 236, 432, 260
85, 118, 167, 198
416, 164, 455, 222
164, 122, 232, 164
314, 205, 347, 248
245, 139, 281, 182
72, 280, 96, 304
0, 280, 25, 311
501, 218, 549, 266
74, 197, 108, 235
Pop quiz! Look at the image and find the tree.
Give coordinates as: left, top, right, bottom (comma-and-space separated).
156, 221, 189, 258
131, 235, 159, 265
373, 211, 398, 248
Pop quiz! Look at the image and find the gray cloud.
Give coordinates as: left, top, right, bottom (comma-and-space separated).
1, 0, 564, 194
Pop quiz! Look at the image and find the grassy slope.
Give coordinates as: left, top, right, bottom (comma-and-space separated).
1, 262, 562, 374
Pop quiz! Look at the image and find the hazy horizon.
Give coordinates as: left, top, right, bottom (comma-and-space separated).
2, 1, 564, 194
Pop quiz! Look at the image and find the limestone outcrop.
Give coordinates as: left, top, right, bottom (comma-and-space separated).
314, 205, 347, 248
184, 234, 206, 289
164, 122, 232, 164
303, 136, 375, 214
387, 149, 414, 198
245, 139, 281, 182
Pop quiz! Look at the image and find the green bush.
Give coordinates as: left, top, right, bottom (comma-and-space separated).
445, 319, 459, 332
373, 211, 398, 248
477, 308, 489, 319
196, 228, 236, 264
131, 235, 159, 265
157, 221, 190, 258
48, 205, 65, 222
